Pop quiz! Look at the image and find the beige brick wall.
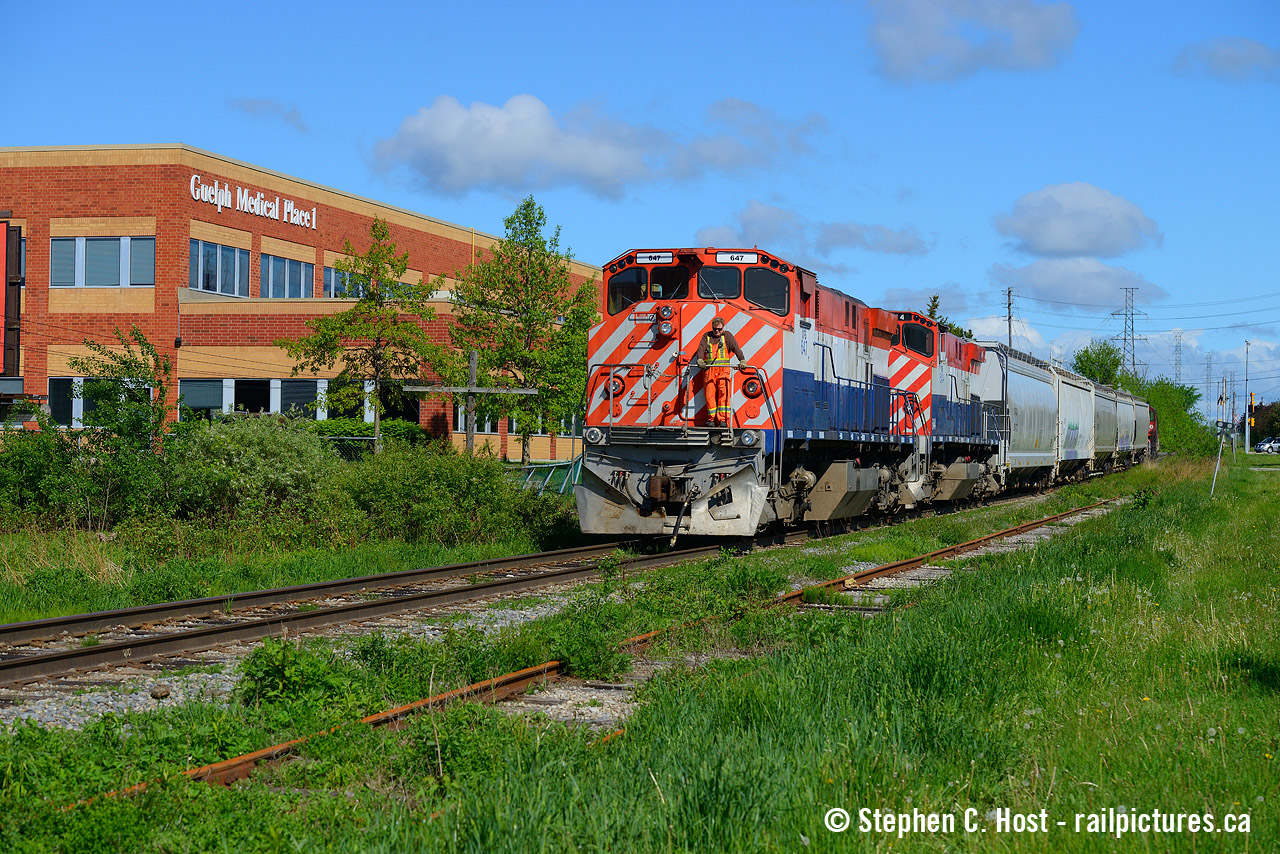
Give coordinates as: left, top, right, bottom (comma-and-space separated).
48, 287, 155, 314
176, 346, 331, 379
189, 219, 252, 249
260, 234, 318, 264
49, 216, 156, 237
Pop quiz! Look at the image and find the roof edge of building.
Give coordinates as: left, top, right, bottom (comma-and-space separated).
0, 143, 602, 277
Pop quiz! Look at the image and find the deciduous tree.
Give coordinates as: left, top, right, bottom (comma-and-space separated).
1070, 339, 1125, 387
444, 197, 597, 465
276, 218, 445, 452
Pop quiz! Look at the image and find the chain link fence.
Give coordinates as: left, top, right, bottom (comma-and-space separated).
323, 436, 377, 461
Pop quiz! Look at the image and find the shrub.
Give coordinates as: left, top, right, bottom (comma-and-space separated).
170, 415, 337, 520
331, 439, 569, 546
0, 423, 175, 531
310, 417, 427, 443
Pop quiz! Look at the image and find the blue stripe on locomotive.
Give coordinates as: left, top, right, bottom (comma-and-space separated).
769, 370, 987, 445
929, 393, 985, 440
780, 369, 893, 436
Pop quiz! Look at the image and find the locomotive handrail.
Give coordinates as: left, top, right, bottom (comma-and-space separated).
587, 361, 642, 427
736, 364, 782, 479
813, 341, 884, 435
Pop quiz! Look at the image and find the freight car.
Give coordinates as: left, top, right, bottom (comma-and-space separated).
576, 247, 1148, 538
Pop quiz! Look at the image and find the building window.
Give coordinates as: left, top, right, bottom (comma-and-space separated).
323, 266, 364, 298
48, 378, 73, 426
178, 378, 223, 421
454, 404, 498, 434
48, 377, 152, 426
508, 416, 552, 436
234, 379, 271, 413
559, 413, 581, 437
188, 239, 249, 297
129, 238, 154, 285
282, 380, 318, 418
49, 237, 156, 288
262, 254, 314, 298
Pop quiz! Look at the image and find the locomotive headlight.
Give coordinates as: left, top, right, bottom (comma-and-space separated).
739, 430, 759, 447
584, 427, 605, 445
658, 320, 674, 337
607, 377, 626, 397
657, 305, 674, 320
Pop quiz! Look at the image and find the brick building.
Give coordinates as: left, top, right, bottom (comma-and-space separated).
0, 144, 597, 460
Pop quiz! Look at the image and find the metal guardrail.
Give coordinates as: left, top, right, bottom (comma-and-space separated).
515, 455, 583, 495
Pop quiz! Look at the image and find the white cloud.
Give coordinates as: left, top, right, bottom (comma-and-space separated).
696, 200, 929, 274
695, 200, 809, 249
1175, 37, 1280, 84
867, 0, 1079, 82
990, 258, 1169, 308
815, 222, 930, 255
374, 95, 824, 197
668, 98, 827, 179
229, 98, 307, 132
993, 182, 1161, 257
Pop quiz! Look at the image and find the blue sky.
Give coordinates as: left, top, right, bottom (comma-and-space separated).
5, 0, 1278, 412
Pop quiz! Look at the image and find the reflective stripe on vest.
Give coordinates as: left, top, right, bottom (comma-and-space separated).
707, 336, 731, 367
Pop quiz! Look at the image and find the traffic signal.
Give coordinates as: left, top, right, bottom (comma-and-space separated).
1250, 417, 1256, 427
1249, 392, 1255, 414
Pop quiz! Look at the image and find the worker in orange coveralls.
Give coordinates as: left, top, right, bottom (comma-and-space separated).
695, 316, 747, 428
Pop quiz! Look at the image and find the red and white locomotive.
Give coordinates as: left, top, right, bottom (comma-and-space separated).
576, 247, 1147, 538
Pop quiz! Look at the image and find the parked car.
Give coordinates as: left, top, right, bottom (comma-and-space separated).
1254, 437, 1280, 453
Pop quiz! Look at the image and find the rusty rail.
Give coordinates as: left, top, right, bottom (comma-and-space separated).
779, 498, 1114, 603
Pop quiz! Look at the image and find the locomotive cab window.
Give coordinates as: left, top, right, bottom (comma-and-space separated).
697, 266, 740, 300
902, 322, 934, 357
607, 267, 648, 315
744, 267, 789, 316
650, 265, 689, 300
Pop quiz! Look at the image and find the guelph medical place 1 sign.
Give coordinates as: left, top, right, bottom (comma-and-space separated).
190, 174, 318, 230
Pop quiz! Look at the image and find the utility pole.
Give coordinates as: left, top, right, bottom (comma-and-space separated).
1111, 286, 1147, 377
1245, 341, 1251, 451
1212, 375, 1227, 495
1204, 353, 1214, 420
403, 349, 536, 453
1173, 331, 1183, 384
1229, 370, 1237, 438
1006, 287, 1013, 350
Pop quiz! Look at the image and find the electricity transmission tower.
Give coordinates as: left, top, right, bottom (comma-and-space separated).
1173, 331, 1182, 384
1111, 287, 1147, 376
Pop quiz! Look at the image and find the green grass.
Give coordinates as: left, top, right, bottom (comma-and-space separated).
0, 537, 548, 625
3, 458, 1275, 852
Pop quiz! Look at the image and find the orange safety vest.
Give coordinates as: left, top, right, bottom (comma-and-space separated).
706, 335, 732, 378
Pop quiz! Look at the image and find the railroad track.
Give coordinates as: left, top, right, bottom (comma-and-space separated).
0, 488, 1086, 688
0, 542, 634, 648
0, 541, 741, 687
